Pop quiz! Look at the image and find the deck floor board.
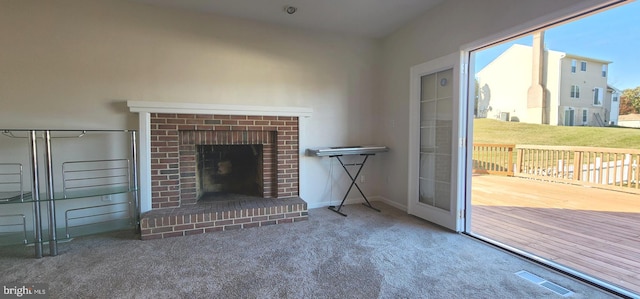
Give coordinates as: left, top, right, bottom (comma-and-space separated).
471, 175, 640, 294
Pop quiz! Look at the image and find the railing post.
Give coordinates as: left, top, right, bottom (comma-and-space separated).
516, 147, 523, 176
573, 151, 582, 181
507, 146, 514, 176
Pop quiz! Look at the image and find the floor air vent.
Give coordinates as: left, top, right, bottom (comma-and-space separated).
516, 270, 574, 297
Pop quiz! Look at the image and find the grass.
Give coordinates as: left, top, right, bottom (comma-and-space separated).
473, 119, 640, 149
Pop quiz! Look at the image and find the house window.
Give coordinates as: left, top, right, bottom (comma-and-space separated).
593, 87, 603, 106
582, 109, 588, 124
601, 64, 607, 77
580, 61, 587, 72
613, 95, 619, 102
571, 60, 576, 73
570, 85, 580, 98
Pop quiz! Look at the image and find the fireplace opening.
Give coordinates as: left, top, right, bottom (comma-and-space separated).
196, 144, 263, 201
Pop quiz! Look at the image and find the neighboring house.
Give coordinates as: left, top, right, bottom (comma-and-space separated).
476, 33, 618, 126
618, 113, 640, 128
607, 85, 621, 125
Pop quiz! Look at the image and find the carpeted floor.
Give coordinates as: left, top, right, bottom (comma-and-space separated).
0, 202, 618, 298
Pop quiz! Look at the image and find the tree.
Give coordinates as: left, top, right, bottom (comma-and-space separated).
619, 86, 640, 115
619, 95, 636, 115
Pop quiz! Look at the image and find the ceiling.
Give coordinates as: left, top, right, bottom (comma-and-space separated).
132, 0, 445, 38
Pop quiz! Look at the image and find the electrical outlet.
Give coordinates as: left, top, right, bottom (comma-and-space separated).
360, 175, 365, 183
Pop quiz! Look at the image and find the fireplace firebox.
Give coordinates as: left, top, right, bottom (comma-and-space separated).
196, 144, 263, 201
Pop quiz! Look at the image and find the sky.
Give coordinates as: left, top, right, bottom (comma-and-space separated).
474, 1, 640, 90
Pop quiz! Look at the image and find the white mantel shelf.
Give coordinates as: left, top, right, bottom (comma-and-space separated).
127, 100, 312, 213
127, 101, 313, 118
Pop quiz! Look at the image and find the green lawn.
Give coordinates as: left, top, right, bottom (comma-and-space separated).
473, 119, 640, 149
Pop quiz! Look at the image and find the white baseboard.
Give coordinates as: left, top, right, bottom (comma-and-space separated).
373, 196, 408, 212
306, 195, 407, 212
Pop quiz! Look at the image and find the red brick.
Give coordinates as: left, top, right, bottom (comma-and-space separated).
215, 220, 233, 226
186, 119, 204, 125
252, 216, 268, 222
233, 218, 251, 224
195, 222, 215, 228
158, 146, 178, 153
158, 125, 178, 131
151, 129, 167, 135
178, 125, 196, 130
167, 118, 186, 124
243, 222, 260, 228
151, 153, 168, 158
151, 141, 167, 147
156, 113, 177, 118
268, 214, 285, 220
160, 191, 180, 197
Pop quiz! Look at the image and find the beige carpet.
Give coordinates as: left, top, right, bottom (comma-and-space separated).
0, 202, 617, 298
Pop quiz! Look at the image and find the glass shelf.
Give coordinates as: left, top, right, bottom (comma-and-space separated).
0, 187, 137, 204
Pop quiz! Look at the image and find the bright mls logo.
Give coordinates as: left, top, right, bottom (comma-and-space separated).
1, 284, 48, 299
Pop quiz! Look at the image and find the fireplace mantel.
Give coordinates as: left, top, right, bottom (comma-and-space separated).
127, 101, 312, 213
127, 101, 313, 117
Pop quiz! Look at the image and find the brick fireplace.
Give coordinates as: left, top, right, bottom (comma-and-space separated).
128, 102, 312, 240
149, 113, 299, 208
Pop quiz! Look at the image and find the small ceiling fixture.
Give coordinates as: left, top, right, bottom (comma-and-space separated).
284, 5, 297, 15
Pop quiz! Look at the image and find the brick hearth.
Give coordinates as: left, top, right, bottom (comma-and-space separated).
140, 112, 306, 239
140, 197, 307, 240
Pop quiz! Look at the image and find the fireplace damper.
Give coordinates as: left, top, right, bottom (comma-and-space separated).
196, 145, 263, 201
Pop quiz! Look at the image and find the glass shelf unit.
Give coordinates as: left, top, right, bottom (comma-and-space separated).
0, 129, 139, 258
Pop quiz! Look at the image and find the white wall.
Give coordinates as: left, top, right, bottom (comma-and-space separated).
0, 0, 382, 209
377, 0, 608, 210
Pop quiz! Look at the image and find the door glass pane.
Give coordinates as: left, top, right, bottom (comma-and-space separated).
421, 74, 437, 101
419, 69, 453, 211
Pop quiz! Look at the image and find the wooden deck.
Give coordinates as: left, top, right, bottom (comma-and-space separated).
471, 174, 640, 295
